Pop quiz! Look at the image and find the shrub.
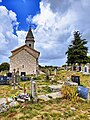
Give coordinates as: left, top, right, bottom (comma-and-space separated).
61, 85, 78, 102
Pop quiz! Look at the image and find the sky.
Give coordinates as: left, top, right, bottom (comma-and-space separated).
0, 0, 90, 66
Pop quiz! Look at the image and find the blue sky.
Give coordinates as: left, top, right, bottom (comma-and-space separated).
0, 0, 90, 66
0, 0, 40, 30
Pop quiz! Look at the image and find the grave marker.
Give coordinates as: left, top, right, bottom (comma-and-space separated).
78, 66, 82, 72
54, 69, 57, 76
83, 65, 89, 74
32, 81, 37, 99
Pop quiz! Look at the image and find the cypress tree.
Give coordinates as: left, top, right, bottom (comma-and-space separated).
66, 31, 88, 65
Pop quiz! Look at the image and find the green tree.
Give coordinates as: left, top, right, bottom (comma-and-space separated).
87, 56, 90, 63
66, 31, 88, 65
0, 62, 10, 71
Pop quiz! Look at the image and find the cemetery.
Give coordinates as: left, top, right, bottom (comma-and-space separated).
0, 29, 90, 119
0, 67, 90, 120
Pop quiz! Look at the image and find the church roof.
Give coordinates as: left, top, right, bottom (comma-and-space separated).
26, 28, 34, 39
9, 45, 40, 59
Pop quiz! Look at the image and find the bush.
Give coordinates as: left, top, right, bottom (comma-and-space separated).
61, 85, 78, 102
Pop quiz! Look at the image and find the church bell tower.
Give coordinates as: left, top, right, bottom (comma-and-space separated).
25, 28, 35, 49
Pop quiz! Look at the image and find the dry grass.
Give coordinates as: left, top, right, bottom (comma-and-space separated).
0, 70, 90, 119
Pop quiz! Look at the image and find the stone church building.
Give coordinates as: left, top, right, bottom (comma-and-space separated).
9, 28, 40, 75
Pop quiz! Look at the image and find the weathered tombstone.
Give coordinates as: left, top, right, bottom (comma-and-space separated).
0, 76, 10, 84
7, 72, 12, 77
32, 81, 37, 99
84, 65, 89, 74
30, 78, 37, 102
16, 68, 20, 84
73, 66, 76, 71
78, 66, 82, 72
71, 75, 80, 85
84, 66, 87, 72
45, 69, 49, 80
54, 69, 57, 76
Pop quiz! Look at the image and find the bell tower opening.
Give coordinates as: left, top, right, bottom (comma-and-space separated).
29, 44, 31, 47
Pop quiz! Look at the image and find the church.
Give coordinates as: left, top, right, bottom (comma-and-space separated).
9, 28, 40, 75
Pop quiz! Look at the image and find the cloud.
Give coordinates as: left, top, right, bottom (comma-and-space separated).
1, 0, 90, 66
0, 6, 18, 63
0, 0, 2, 2
31, 1, 76, 65
16, 30, 27, 46
29, 0, 90, 66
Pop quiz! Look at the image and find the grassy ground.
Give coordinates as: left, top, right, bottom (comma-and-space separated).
0, 98, 90, 120
0, 70, 90, 120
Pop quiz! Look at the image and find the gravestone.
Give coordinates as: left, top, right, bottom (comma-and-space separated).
7, 72, 12, 77
32, 81, 37, 99
83, 65, 89, 74
71, 75, 80, 85
0, 76, 10, 85
54, 69, 57, 75
78, 66, 82, 72
46, 69, 49, 80
73, 66, 76, 71
12, 69, 16, 90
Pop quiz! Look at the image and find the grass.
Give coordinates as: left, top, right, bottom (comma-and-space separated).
0, 70, 90, 119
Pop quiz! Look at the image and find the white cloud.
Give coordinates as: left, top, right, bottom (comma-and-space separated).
30, 0, 90, 66
16, 30, 27, 46
1, 0, 90, 66
0, 0, 2, 2
31, 1, 77, 65
0, 6, 18, 63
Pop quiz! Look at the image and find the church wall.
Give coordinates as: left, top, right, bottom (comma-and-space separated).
10, 49, 37, 75
24, 46, 39, 58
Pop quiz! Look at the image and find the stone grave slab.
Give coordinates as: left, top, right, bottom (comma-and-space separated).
38, 95, 50, 101
48, 84, 62, 92
46, 92, 63, 99
64, 81, 78, 86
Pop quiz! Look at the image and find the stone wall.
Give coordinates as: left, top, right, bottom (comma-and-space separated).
10, 49, 37, 75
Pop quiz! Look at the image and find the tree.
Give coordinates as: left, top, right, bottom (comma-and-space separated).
0, 62, 10, 71
66, 31, 88, 65
87, 56, 90, 63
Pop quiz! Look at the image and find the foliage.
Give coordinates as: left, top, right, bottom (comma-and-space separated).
0, 62, 10, 71
61, 85, 78, 102
87, 55, 90, 63
66, 31, 88, 65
